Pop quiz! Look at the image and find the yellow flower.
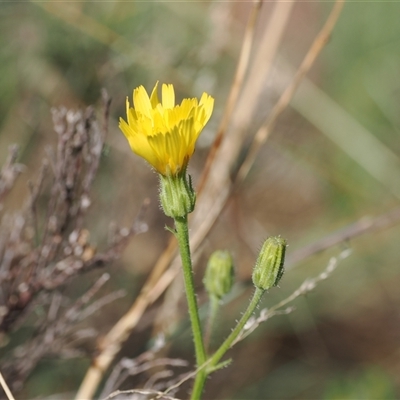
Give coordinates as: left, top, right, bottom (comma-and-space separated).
119, 82, 214, 176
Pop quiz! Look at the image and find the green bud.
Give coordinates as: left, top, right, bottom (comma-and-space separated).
252, 236, 286, 290
204, 250, 234, 300
159, 172, 196, 218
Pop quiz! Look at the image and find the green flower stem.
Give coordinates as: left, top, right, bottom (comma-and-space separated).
173, 216, 207, 398
209, 287, 264, 368
191, 287, 265, 398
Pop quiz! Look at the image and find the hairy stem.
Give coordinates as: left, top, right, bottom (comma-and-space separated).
174, 216, 206, 400
209, 287, 264, 369
191, 288, 265, 398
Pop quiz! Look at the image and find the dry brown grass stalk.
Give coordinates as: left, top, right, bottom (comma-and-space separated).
0, 372, 15, 400
196, 0, 263, 194
236, 0, 345, 184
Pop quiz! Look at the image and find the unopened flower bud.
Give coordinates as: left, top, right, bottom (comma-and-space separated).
252, 236, 286, 290
204, 250, 234, 300
159, 173, 196, 218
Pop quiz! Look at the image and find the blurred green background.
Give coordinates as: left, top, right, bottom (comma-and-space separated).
1, 1, 399, 399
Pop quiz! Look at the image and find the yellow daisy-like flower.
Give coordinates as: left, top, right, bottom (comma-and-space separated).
119, 82, 214, 176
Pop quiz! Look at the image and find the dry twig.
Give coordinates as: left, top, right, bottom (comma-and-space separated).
0, 93, 147, 392
2, 274, 126, 390
0, 145, 24, 207
235, 0, 345, 183
103, 388, 180, 400
0, 372, 15, 400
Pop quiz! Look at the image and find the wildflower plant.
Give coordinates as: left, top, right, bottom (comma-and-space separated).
2, 2, 390, 398
120, 82, 287, 399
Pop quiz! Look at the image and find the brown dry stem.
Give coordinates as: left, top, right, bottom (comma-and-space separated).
236, 0, 346, 184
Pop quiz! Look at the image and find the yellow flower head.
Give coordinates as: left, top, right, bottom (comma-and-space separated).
119, 82, 214, 176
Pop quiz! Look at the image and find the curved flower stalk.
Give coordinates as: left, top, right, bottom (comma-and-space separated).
119, 82, 214, 176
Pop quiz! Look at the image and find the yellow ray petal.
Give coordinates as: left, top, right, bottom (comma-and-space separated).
150, 81, 160, 108
120, 82, 214, 176
162, 84, 175, 109
133, 86, 152, 118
